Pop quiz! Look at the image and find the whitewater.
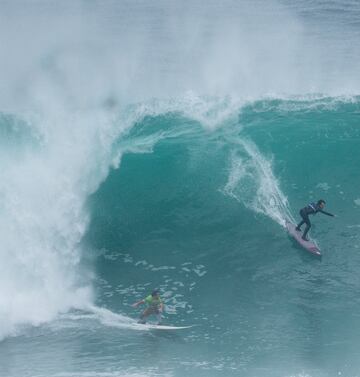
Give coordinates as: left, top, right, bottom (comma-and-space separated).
1, 1, 360, 376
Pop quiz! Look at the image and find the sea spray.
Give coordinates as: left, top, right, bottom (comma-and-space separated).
223, 138, 294, 226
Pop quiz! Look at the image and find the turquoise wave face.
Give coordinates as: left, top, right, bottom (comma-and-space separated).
80, 97, 360, 376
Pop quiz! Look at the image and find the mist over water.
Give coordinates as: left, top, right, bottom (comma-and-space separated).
1, 0, 360, 112
1, 1, 360, 376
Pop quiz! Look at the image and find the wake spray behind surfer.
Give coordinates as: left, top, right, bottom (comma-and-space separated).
295, 199, 335, 241
132, 290, 164, 325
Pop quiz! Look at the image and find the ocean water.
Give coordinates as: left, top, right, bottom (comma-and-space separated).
1, 1, 360, 377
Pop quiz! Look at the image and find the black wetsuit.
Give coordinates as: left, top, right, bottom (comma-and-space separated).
296, 203, 334, 240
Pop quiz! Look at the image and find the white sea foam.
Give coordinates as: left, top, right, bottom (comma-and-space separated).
0, 110, 120, 339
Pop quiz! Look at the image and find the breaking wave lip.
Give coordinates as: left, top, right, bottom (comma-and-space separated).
239, 94, 360, 115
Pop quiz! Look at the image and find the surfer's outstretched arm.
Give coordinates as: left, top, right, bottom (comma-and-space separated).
319, 209, 335, 217
132, 300, 145, 308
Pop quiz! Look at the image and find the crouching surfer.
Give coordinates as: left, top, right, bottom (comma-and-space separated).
132, 290, 164, 325
296, 199, 335, 241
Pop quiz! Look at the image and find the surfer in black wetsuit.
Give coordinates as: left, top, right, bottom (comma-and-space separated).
295, 199, 335, 241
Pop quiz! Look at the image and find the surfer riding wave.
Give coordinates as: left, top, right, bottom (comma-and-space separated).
296, 199, 335, 241
132, 290, 164, 325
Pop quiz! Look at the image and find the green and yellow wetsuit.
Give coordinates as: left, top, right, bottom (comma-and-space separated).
145, 294, 162, 309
